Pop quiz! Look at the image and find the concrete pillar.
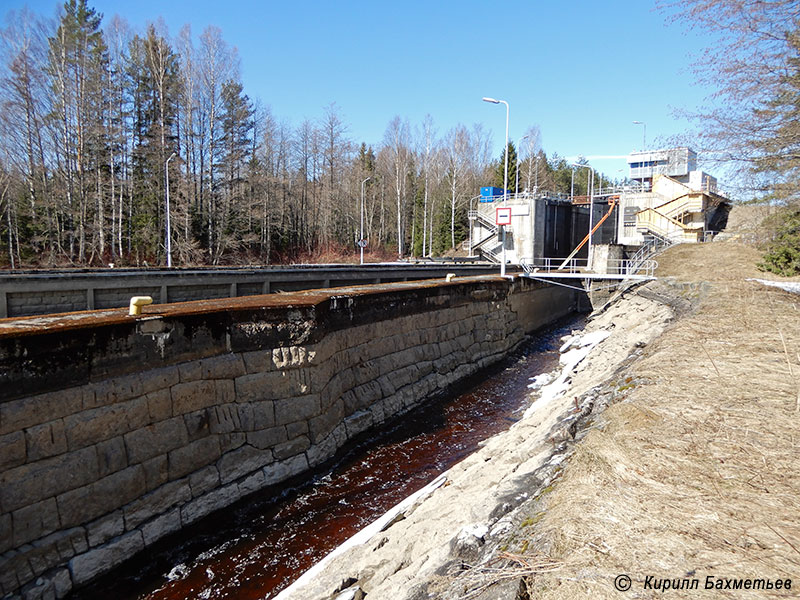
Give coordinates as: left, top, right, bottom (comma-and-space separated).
86, 288, 95, 310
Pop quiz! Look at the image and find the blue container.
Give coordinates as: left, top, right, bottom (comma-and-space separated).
479, 186, 505, 202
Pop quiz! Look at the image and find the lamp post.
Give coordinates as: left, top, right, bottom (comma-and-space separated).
482, 96, 509, 277
633, 120, 646, 151
360, 176, 370, 265
516, 134, 528, 197
165, 152, 176, 268
573, 162, 595, 270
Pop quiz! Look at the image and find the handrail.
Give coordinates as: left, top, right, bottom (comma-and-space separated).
520, 257, 657, 278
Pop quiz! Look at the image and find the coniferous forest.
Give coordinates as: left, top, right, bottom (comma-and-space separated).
0, 0, 606, 268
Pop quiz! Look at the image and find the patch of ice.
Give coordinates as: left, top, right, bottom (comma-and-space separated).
459, 523, 489, 540
527, 372, 554, 389
524, 328, 612, 418
748, 278, 800, 295
559, 336, 578, 353
559, 345, 592, 367
577, 329, 612, 347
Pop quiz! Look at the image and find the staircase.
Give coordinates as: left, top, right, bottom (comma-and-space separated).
635, 192, 705, 243
469, 209, 501, 262
636, 207, 703, 243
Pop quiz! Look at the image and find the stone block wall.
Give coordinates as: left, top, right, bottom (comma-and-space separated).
0, 276, 577, 599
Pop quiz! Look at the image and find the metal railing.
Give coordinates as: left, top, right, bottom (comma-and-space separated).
519, 257, 657, 278
519, 257, 588, 273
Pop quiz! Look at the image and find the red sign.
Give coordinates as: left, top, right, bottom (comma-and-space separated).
496, 207, 512, 226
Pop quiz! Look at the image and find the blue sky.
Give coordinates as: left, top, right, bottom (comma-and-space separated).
4, 0, 712, 180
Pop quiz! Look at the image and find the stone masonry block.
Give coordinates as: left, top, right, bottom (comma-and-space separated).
263, 454, 308, 486
0, 388, 83, 436
145, 389, 172, 422
139, 365, 180, 396
344, 410, 373, 439
352, 381, 382, 410
272, 436, 310, 461
208, 404, 241, 434
86, 510, 124, 548
87, 375, 144, 409
341, 390, 360, 415
352, 360, 380, 387
308, 400, 343, 444
141, 455, 169, 491
11, 497, 60, 548
251, 400, 275, 430
285, 421, 308, 439
219, 432, 246, 454
217, 445, 274, 484
0, 446, 99, 513
238, 470, 265, 497
189, 466, 219, 498
234, 371, 276, 403
123, 480, 192, 531
168, 437, 221, 480
246, 427, 286, 450
0, 513, 11, 554
305, 433, 337, 468
215, 380, 236, 404
198, 354, 246, 380
241, 349, 273, 374
24, 420, 67, 462
0, 431, 26, 471
178, 360, 202, 383
171, 380, 216, 415
235, 403, 255, 431
124, 417, 189, 465
69, 530, 144, 586
25, 526, 88, 578
180, 484, 240, 526
141, 507, 182, 546
96, 436, 127, 478
274, 395, 320, 427
56, 465, 146, 529
183, 410, 211, 441
63, 397, 149, 451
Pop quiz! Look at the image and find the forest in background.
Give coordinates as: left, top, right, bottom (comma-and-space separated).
0, 0, 610, 269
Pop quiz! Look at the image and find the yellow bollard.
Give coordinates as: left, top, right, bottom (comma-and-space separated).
129, 296, 153, 316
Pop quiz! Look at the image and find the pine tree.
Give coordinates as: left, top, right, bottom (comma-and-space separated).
46, 0, 109, 262
493, 142, 518, 193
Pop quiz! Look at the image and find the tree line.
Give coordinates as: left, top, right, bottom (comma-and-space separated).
0, 0, 605, 268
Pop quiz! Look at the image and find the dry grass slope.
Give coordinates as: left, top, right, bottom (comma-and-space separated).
520, 237, 800, 598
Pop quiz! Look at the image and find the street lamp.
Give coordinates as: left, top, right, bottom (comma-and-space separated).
516, 134, 528, 196
482, 96, 509, 277
633, 120, 646, 151
360, 176, 370, 265
573, 162, 595, 270
165, 152, 176, 268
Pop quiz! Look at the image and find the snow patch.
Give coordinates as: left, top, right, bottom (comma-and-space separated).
748, 278, 800, 295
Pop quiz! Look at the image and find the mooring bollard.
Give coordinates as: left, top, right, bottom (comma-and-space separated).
129, 296, 153, 316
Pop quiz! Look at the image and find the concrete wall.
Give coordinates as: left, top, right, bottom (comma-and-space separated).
0, 264, 510, 319
0, 276, 578, 599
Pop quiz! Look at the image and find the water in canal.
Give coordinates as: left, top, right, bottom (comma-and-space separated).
72, 314, 583, 600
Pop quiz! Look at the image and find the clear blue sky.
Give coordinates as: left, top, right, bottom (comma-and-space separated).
4, 0, 711, 180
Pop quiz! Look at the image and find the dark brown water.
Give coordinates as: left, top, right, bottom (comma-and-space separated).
72, 315, 581, 600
